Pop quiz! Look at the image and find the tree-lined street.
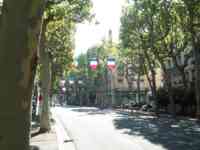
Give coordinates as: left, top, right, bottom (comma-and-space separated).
0, 0, 200, 149
52, 106, 200, 150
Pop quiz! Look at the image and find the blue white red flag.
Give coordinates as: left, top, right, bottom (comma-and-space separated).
89, 59, 98, 70
107, 58, 116, 70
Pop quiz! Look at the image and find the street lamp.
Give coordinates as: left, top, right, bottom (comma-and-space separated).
77, 79, 84, 106
68, 79, 75, 105
59, 79, 66, 106
107, 58, 116, 71
107, 58, 116, 107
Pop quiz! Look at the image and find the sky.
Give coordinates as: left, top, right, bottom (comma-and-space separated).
74, 0, 125, 57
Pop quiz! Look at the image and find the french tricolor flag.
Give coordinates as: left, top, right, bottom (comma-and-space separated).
107, 58, 116, 70
89, 59, 98, 70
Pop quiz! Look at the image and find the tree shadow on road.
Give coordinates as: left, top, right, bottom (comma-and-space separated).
113, 113, 200, 150
70, 107, 112, 115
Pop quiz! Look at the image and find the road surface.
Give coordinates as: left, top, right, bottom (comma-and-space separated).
52, 106, 200, 150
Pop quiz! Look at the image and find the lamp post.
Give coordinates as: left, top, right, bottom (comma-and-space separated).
69, 79, 75, 104
59, 79, 66, 106
78, 80, 83, 106
107, 58, 116, 107
89, 58, 98, 105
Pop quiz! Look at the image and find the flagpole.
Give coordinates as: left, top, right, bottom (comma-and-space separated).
111, 70, 115, 107
107, 58, 116, 107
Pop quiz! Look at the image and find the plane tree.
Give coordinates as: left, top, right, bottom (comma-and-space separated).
38, 0, 92, 132
0, 0, 46, 149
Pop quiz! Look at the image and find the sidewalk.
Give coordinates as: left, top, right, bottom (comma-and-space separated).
31, 110, 76, 150
30, 123, 58, 150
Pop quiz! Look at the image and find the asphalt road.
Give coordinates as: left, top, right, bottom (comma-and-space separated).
52, 106, 200, 150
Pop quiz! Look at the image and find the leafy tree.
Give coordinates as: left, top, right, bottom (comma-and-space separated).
154, 0, 200, 117
180, 0, 200, 118
38, 0, 92, 131
120, 0, 181, 115
120, 1, 160, 112
120, 0, 200, 117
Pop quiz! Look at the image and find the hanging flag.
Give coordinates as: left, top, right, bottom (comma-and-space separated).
107, 58, 116, 71
89, 58, 98, 70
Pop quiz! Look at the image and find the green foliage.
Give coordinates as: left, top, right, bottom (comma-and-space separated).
42, 0, 92, 91
72, 39, 120, 91
120, 0, 197, 75
120, 0, 200, 114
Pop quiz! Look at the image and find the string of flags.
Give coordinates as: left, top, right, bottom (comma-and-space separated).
89, 57, 116, 71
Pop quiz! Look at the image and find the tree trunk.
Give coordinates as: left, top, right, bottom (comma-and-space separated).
162, 67, 176, 117
0, 0, 45, 149
182, 72, 187, 89
193, 40, 200, 119
125, 63, 133, 90
154, 48, 176, 117
171, 55, 188, 89
186, 3, 200, 119
166, 74, 176, 117
39, 22, 51, 132
51, 62, 56, 105
137, 67, 141, 104
137, 55, 143, 104
143, 50, 158, 113
39, 51, 51, 132
151, 71, 158, 112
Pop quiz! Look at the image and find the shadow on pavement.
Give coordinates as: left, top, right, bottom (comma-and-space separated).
31, 129, 48, 138
30, 145, 39, 150
70, 107, 112, 115
31, 122, 41, 138
113, 113, 200, 150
